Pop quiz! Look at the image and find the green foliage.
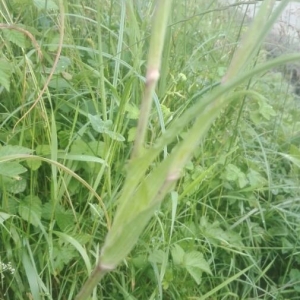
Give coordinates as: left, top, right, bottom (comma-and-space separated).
0, 59, 13, 91
1, 0, 300, 299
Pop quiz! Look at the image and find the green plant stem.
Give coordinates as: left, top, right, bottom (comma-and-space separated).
131, 0, 173, 158
74, 263, 112, 300
223, 0, 288, 83
96, 0, 107, 119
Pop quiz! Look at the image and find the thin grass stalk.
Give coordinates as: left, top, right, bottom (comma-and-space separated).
75, 0, 298, 298
89, 52, 300, 273
110, 0, 126, 120
96, 0, 107, 119
223, 0, 287, 83
74, 1, 173, 299
131, 0, 173, 158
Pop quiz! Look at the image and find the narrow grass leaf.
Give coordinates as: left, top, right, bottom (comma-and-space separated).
57, 154, 107, 166
53, 231, 92, 274
22, 250, 41, 300
197, 264, 254, 300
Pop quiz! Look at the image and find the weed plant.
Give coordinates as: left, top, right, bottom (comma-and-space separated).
1, 0, 300, 299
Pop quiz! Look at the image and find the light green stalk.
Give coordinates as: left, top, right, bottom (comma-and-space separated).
75, 0, 296, 299
74, 1, 173, 299
131, 0, 173, 158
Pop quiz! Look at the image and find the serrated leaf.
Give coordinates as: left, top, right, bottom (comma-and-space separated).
247, 169, 266, 188
42, 202, 55, 220
257, 98, 276, 120
0, 162, 27, 178
88, 114, 125, 141
0, 59, 12, 91
183, 251, 212, 275
1, 176, 27, 194
88, 114, 112, 133
56, 207, 74, 232
148, 249, 167, 264
3, 28, 27, 48
186, 266, 202, 285
171, 244, 185, 265
0, 145, 33, 157
125, 103, 140, 119
18, 196, 42, 227
52, 242, 77, 274
223, 163, 248, 188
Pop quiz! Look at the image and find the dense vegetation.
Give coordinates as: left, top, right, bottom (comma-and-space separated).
1, 0, 300, 299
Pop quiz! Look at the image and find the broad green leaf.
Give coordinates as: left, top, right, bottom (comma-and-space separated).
55, 207, 75, 232
49, 77, 72, 90
0, 145, 33, 157
290, 269, 300, 292
183, 251, 212, 275
42, 202, 55, 220
257, 97, 276, 120
18, 196, 42, 227
290, 269, 300, 281
36, 144, 52, 156
26, 159, 42, 171
1, 177, 27, 194
247, 169, 267, 188
88, 141, 106, 157
148, 249, 167, 264
0, 59, 12, 91
88, 114, 125, 141
70, 140, 105, 157
53, 231, 92, 274
88, 114, 112, 133
0, 162, 27, 178
223, 164, 248, 188
3, 28, 27, 48
186, 266, 202, 285
44, 56, 71, 74
52, 242, 77, 274
0, 212, 12, 225
171, 244, 185, 266
125, 103, 140, 119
